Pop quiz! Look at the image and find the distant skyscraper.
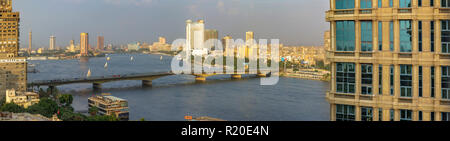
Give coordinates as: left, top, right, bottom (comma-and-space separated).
49, 36, 56, 50
69, 40, 75, 53
80, 33, 89, 56
222, 35, 233, 56
246, 31, 254, 42
204, 29, 218, 41
28, 30, 32, 54
159, 37, 166, 44
97, 36, 104, 50
186, 19, 206, 55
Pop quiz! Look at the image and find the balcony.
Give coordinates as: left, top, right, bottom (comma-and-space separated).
440, 53, 450, 59
398, 97, 413, 103
334, 51, 355, 57
360, 52, 373, 57
333, 93, 356, 99
359, 9, 373, 14
334, 9, 354, 15
398, 53, 412, 58
398, 8, 412, 13
360, 94, 373, 101
439, 8, 450, 13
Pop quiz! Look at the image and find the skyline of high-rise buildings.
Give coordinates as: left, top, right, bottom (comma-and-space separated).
80, 33, 89, 56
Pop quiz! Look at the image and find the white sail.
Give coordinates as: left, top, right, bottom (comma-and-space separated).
160, 56, 163, 60
104, 62, 108, 68
131, 56, 134, 61
87, 69, 91, 78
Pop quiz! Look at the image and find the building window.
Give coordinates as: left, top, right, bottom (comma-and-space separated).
378, 108, 383, 121
361, 21, 373, 51
360, 0, 372, 8
378, 22, 383, 51
361, 64, 373, 95
390, 109, 395, 121
419, 21, 423, 52
336, 63, 356, 94
336, 104, 355, 121
361, 107, 373, 121
400, 109, 412, 121
442, 66, 450, 99
419, 66, 423, 97
400, 20, 413, 52
379, 65, 383, 95
336, 21, 355, 51
336, 0, 355, 9
442, 21, 450, 53
390, 21, 394, 51
442, 112, 450, 121
432, 66, 436, 97
431, 21, 435, 52
443, 0, 450, 7
390, 65, 395, 95
399, 0, 412, 8
419, 111, 423, 121
378, 0, 382, 8
431, 0, 435, 6
431, 112, 435, 121
419, 0, 423, 6
400, 65, 413, 97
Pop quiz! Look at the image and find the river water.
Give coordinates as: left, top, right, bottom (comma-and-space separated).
28, 54, 330, 121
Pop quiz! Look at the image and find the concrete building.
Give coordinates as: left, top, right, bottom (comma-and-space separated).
326, 0, 450, 121
97, 36, 104, 50
80, 33, 89, 56
222, 35, 233, 56
0, 0, 27, 99
49, 36, 55, 50
88, 95, 129, 121
5, 89, 39, 108
204, 29, 218, 42
324, 30, 331, 65
186, 19, 206, 56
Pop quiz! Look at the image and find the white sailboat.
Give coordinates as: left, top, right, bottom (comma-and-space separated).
131, 56, 134, 61
160, 56, 163, 61
87, 69, 92, 78
104, 62, 108, 68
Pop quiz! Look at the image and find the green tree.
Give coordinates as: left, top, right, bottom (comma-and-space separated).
88, 106, 99, 116
57, 94, 73, 106
0, 97, 5, 107
26, 98, 59, 118
0, 102, 26, 113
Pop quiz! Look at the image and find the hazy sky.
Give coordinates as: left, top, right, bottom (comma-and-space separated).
14, 0, 329, 49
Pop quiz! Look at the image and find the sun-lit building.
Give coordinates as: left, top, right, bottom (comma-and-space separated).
326, 0, 450, 121
5, 89, 39, 108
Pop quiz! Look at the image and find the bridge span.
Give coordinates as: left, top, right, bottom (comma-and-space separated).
28, 70, 271, 91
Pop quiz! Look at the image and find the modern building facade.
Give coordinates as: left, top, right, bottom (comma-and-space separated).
326, 0, 450, 121
97, 36, 104, 50
186, 19, 206, 56
49, 36, 55, 50
0, 0, 26, 99
80, 33, 89, 56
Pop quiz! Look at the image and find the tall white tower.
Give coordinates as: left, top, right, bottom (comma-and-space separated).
49, 35, 56, 50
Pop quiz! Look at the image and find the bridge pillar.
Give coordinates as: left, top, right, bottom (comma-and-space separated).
142, 80, 153, 87
93, 83, 102, 90
231, 74, 242, 79
195, 76, 207, 82
49, 86, 55, 95
257, 73, 267, 77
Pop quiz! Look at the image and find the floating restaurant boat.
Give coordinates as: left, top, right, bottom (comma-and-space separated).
88, 95, 129, 121
87, 69, 91, 78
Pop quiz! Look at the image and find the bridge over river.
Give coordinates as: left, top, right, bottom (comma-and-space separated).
28, 69, 271, 92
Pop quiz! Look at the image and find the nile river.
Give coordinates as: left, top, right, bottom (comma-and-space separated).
28, 54, 330, 121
